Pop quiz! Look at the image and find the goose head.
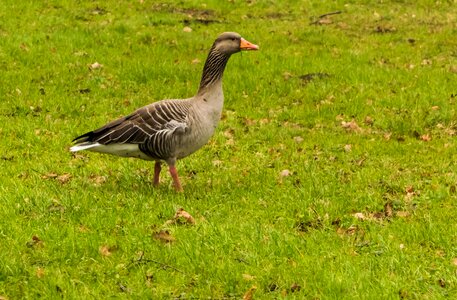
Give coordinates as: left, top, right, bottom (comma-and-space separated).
212, 32, 259, 55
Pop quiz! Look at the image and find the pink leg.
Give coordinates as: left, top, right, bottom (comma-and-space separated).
153, 161, 161, 187
169, 165, 183, 192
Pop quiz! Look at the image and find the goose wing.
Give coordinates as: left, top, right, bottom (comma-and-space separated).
73, 100, 191, 145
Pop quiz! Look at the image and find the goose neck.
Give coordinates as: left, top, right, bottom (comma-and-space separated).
197, 46, 230, 94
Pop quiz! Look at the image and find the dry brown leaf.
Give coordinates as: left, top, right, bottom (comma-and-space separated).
384, 132, 392, 141
183, 26, 192, 32
191, 58, 201, 64
0, 296, 9, 300
452, 258, 457, 266
153, 230, 175, 243
293, 136, 304, 143
56, 173, 72, 184
78, 225, 90, 233
89, 174, 107, 186
283, 71, 293, 80
42, 172, 72, 184
438, 278, 446, 288
259, 118, 270, 125
280, 169, 292, 177
420, 134, 431, 142
421, 59, 432, 65
405, 186, 416, 201
384, 202, 393, 218
336, 225, 358, 235
353, 212, 365, 220
42, 173, 58, 179
317, 17, 333, 25
396, 211, 410, 218
26, 235, 44, 248
173, 208, 196, 225
223, 129, 234, 138
212, 160, 223, 167
242, 285, 257, 300
242, 274, 256, 281
290, 283, 301, 293
36, 267, 45, 278
346, 225, 358, 235
344, 144, 352, 152
341, 119, 362, 132
89, 62, 103, 70
99, 245, 113, 257
364, 116, 374, 126
243, 117, 256, 126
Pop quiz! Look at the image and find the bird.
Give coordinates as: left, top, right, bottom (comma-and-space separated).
70, 32, 259, 192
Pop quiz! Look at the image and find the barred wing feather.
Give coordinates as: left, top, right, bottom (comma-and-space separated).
72, 100, 191, 147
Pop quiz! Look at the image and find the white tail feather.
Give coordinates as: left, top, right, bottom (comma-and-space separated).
70, 142, 101, 152
70, 142, 152, 160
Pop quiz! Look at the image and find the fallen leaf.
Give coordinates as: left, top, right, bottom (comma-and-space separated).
290, 283, 301, 292
42, 173, 58, 179
364, 116, 374, 126
344, 144, 352, 152
41, 172, 72, 184
346, 225, 358, 235
421, 59, 432, 65
452, 258, 457, 266
293, 136, 304, 143
191, 58, 201, 64
48, 201, 65, 213
36, 267, 45, 278
26, 235, 44, 248
267, 282, 279, 291
242, 285, 257, 300
383, 133, 392, 141
341, 119, 362, 132
375, 25, 396, 33
353, 212, 365, 220
89, 174, 107, 186
317, 17, 332, 25
153, 230, 175, 243
420, 134, 431, 141
56, 173, 72, 184
173, 208, 196, 225
280, 169, 292, 177
183, 26, 192, 32
99, 245, 113, 257
395, 211, 410, 218
20, 43, 30, 52
212, 160, 223, 167
89, 62, 103, 70
384, 202, 393, 217
437, 278, 445, 288
259, 118, 270, 125
78, 225, 90, 233
283, 71, 293, 80
405, 186, 416, 201
242, 274, 256, 281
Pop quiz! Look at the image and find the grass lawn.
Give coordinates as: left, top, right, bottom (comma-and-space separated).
1, 0, 457, 298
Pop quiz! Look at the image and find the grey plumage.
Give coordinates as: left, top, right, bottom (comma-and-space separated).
70, 32, 259, 191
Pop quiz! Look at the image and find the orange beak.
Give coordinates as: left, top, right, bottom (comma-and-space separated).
240, 37, 259, 50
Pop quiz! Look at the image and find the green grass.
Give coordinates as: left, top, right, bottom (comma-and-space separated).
1, 0, 457, 298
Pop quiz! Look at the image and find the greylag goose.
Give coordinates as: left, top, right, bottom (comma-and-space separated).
70, 32, 258, 191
